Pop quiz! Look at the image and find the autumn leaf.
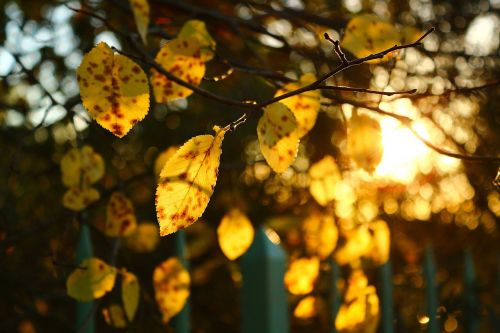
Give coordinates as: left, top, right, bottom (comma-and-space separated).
62, 186, 100, 212
156, 126, 227, 235
347, 113, 383, 172
274, 73, 320, 138
284, 257, 320, 295
122, 271, 140, 321
368, 220, 390, 265
124, 222, 160, 253
130, 0, 150, 44
257, 103, 300, 173
178, 20, 216, 61
77, 42, 150, 137
334, 226, 372, 265
153, 258, 190, 323
102, 304, 127, 328
67, 257, 117, 301
61, 145, 104, 187
302, 213, 338, 259
217, 209, 255, 260
151, 38, 205, 103
308, 155, 341, 206
294, 296, 319, 319
105, 192, 137, 237
154, 146, 178, 177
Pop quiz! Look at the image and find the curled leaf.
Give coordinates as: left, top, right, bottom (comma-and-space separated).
122, 271, 140, 321
66, 257, 117, 301
308, 155, 341, 206
105, 192, 137, 237
77, 42, 150, 137
156, 126, 227, 235
347, 113, 383, 172
284, 257, 320, 295
217, 209, 255, 260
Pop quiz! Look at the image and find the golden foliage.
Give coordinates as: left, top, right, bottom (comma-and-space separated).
154, 146, 178, 177
302, 213, 338, 259
284, 257, 320, 295
308, 155, 341, 206
61, 145, 104, 187
130, 0, 150, 44
62, 186, 100, 212
217, 209, 255, 260
178, 20, 216, 61
105, 192, 138, 237
66, 257, 117, 301
122, 271, 140, 321
124, 222, 160, 253
294, 296, 318, 319
347, 113, 383, 172
368, 220, 391, 265
102, 304, 127, 328
334, 226, 372, 265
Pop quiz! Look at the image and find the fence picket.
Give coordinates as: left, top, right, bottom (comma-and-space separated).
423, 246, 439, 333
75, 224, 95, 333
379, 259, 394, 333
172, 230, 190, 333
463, 249, 479, 333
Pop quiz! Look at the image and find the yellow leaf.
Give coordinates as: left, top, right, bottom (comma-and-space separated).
151, 38, 205, 103
347, 113, 383, 172
124, 222, 160, 253
122, 271, 140, 321
294, 296, 318, 319
284, 257, 320, 295
154, 146, 179, 177
130, 0, 150, 44
335, 270, 380, 333
401, 26, 423, 44
217, 209, 255, 260
308, 155, 341, 206
274, 73, 320, 138
302, 213, 338, 259
178, 20, 216, 62
62, 186, 100, 212
368, 220, 390, 265
67, 257, 117, 301
77, 42, 150, 137
153, 258, 190, 323
334, 226, 372, 266
105, 192, 137, 237
257, 103, 299, 173
341, 14, 400, 63
156, 126, 227, 236
61, 145, 105, 187
102, 304, 127, 328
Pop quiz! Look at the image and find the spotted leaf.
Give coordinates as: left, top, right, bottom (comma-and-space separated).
130, 0, 150, 44
62, 186, 100, 212
105, 192, 137, 237
308, 155, 341, 206
77, 42, 150, 137
122, 271, 140, 321
124, 222, 160, 253
156, 126, 227, 236
61, 145, 105, 187
153, 258, 190, 323
217, 209, 255, 260
67, 257, 117, 301
302, 213, 338, 259
284, 257, 320, 295
274, 73, 320, 138
347, 113, 383, 172
257, 103, 299, 173
151, 38, 205, 103
178, 19, 216, 61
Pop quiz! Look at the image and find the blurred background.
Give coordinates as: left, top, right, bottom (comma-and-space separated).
0, 0, 499, 332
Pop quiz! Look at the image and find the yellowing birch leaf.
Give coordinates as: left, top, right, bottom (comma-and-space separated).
178, 20, 216, 61
77, 42, 150, 137
217, 209, 255, 260
153, 258, 190, 323
401, 26, 423, 44
156, 126, 227, 236
347, 113, 383, 172
67, 257, 117, 301
154, 146, 178, 177
334, 226, 372, 265
341, 14, 400, 63
130, 0, 150, 44
308, 156, 341, 206
122, 271, 140, 321
102, 304, 127, 328
274, 73, 320, 138
151, 38, 205, 103
105, 192, 137, 237
124, 223, 160, 253
335, 270, 380, 333
302, 213, 338, 259
257, 103, 299, 173
284, 257, 320, 295
62, 186, 100, 212
368, 220, 390, 265
294, 296, 318, 319
61, 146, 105, 187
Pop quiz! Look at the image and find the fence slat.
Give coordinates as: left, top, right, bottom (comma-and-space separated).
379, 259, 394, 333
172, 230, 190, 333
463, 249, 479, 333
241, 227, 289, 333
328, 258, 341, 333
75, 224, 94, 333
423, 246, 439, 333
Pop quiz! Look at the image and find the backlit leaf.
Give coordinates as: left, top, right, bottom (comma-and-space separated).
257, 103, 299, 173
341, 14, 400, 63
302, 213, 338, 259
178, 20, 216, 61
105, 192, 137, 237
347, 113, 383, 172
61, 145, 104, 187
274, 73, 320, 138
294, 296, 318, 319
284, 257, 320, 295
153, 258, 190, 323
334, 226, 372, 265
217, 209, 255, 260
77, 42, 150, 137
67, 257, 117, 301
124, 222, 160, 253
130, 0, 150, 44
156, 126, 227, 235
154, 146, 178, 177
122, 271, 140, 321
308, 155, 341, 206
62, 186, 100, 212
151, 38, 205, 103
102, 304, 127, 328
368, 220, 390, 265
